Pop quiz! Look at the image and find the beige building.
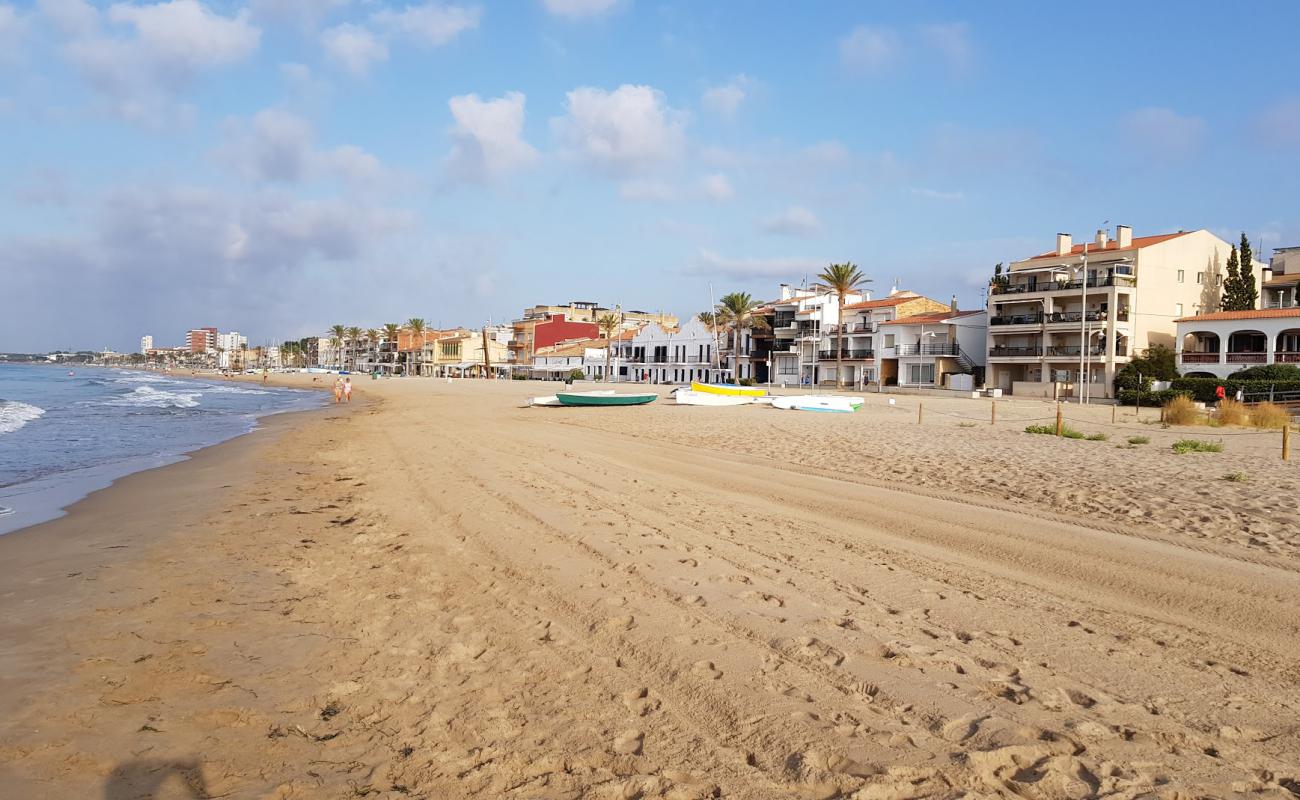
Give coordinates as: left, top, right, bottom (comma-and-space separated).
986, 226, 1265, 399
1264, 246, 1300, 309
424, 330, 509, 377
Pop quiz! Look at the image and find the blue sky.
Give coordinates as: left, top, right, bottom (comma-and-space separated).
3, 0, 1299, 352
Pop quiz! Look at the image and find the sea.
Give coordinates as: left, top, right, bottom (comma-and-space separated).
0, 364, 326, 535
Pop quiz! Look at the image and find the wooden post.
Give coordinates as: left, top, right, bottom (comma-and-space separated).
1111, 405, 1116, 424
1055, 403, 1064, 436
991, 400, 997, 425
1284, 424, 1292, 462
917, 402, 923, 425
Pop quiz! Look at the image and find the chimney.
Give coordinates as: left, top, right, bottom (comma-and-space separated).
1116, 224, 1132, 248
779, 283, 792, 301
1056, 233, 1072, 256
950, 294, 958, 312
1095, 228, 1109, 248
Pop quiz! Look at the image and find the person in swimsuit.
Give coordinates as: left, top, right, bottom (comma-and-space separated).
342, 378, 353, 403
333, 378, 343, 404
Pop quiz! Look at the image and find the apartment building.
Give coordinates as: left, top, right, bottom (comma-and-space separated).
827, 292, 953, 387
985, 225, 1264, 399
508, 303, 677, 364
186, 327, 217, 354
1264, 246, 1300, 309
877, 309, 987, 388
738, 283, 869, 385
140, 335, 153, 354
425, 330, 510, 377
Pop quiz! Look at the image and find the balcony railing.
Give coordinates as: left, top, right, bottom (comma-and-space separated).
1045, 345, 1106, 357
990, 310, 1128, 326
1278, 351, 1300, 363
989, 346, 1041, 357
1180, 352, 1220, 363
1226, 352, 1267, 364
991, 274, 1136, 295
896, 343, 961, 356
816, 349, 874, 359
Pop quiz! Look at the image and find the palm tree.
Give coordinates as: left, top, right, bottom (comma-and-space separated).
816, 262, 871, 389
329, 325, 346, 370
697, 310, 723, 378
405, 318, 426, 376
383, 323, 400, 373
716, 292, 769, 384
597, 312, 621, 382
346, 325, 363, 371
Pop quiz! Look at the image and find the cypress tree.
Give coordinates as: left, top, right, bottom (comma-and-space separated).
1238, 232, 1258, 310
1222, 245, 1242, 310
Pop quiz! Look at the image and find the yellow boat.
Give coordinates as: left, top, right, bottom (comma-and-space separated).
690, 381, 767, 398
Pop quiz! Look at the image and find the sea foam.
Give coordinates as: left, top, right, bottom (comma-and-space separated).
106, 385, 201, 409
0, 401, 46, 435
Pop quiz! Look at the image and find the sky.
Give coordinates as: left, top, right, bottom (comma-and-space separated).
3, 0, 1300, 352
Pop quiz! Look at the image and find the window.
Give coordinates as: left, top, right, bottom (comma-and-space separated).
1196, 272, 1204, 284
1177, 269, 1184, 283
1175, 303, 1183, 316
1216, 274, 1223, 286
907, 363, 936, 384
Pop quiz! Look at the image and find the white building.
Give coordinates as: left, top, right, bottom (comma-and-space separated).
617, 319, 724, 384
140, 335, 153, 354
215, 332, 248, 369
736, 282, 869, 385
1176, 308, 1300, 380
876, 310, 987, 389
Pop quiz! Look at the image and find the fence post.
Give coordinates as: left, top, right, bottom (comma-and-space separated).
991, 400, 996, 425
1055, 403, 1064, 436
1284, 424, 1292, 462
917, 402, 923, 425
1111, 404, 1116, 424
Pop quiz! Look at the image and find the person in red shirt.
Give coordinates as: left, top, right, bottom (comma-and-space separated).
1215, 384, 1226, 407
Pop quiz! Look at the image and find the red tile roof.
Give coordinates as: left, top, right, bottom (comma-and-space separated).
1024, 231, 1191, 261
1175, 308, 1300, 323
881, 309, 979, 325
842, 296, 915, 311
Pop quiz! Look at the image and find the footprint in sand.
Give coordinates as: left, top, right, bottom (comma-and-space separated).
691, 660, 723, 680
681, 594, 707, 606
795, 637, 844, 667
612, 729, 644, 755
740, 590, 784, 608
621, 687, 660, 716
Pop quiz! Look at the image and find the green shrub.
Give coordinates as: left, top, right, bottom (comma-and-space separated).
1060, 427, 1085, 439
1223, 471, 1248, 482
511, 373, 527, 380
1171, 377, 1300, 404
1126, 435, 1150, 445
1172, 438, 1224, 454
738, 377, 757, 386
1025, 424, 1055, 435
569, 368, 586, 381
1085, 432, 1108, 441
1228, 364, 1300, 381
1117, 388, 1190, 407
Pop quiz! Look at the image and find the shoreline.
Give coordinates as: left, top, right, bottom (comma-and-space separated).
0, 368, 331, 536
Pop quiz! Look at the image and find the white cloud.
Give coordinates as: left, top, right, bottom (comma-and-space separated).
372, 2, 480, 46
542, 0, 621, 19
219, 108, 385, 186
698, 173, 733, 202
46, 0, 260, 123
445, 91, 539, 183
618, 179, 675, 202
0, 4, 28, 61
839, 25, 899, 72
107, 0, 259, 68
38, 0, 98, 37
553, 84, 686, 175
321, 22, 388, 75
798, 140, 851, 167
1121, 107, 1205, 159
1256, 97, 1300, 148
688, 249, 824, 280
759, 206, 822, 237
250, 0, 349, 28
920, 22, 972, 73
701, 74, 754, 118
910, 187, 964, 201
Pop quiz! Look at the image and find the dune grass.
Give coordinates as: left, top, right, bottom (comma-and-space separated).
1126, 435, 1150, 445
1162, 395, 1200, 426
1172, 438, 1223, 454
1249, 402, 1293, 429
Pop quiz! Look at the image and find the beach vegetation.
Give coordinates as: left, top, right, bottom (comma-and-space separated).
1126, 435, 1150, 445
1172, 438, 1224, 454
958, 421, 976, 428
1060, 427, 1086, 439
1248, 402, 1292, 429
1162, 395, 1201, 426
1228, 363, 1300, 381
815, 262, 871, 389
1223, 471, 1248, 482
1085, 432, 1108, 441
1024, 424, 1055, 435
1216, 398, 1250, 426
596, 313, 621, 382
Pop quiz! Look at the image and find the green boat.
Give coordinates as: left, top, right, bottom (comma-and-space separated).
556, 392, 657, 407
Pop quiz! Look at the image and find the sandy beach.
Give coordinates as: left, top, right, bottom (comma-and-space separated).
2, 375, 1298, 798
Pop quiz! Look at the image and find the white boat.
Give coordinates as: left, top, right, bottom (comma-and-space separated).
530, 390, 615, 407
771, 395, 865, 413
673, 389, 754, 406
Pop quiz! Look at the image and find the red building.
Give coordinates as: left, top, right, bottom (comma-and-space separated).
187, 327, 217, 353
510, 313, 600, 363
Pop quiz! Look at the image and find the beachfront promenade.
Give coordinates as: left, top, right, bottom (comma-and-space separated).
1, 376, 1298, 797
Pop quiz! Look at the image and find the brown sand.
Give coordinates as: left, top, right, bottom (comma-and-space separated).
1, 376, 1298, 799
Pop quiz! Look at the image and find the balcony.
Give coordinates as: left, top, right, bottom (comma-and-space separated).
990, 309, 1128, 327
1264, 298, 1298, 309
816, 349, 874, 360
1180, 352, 1220, 364
896, 343, 961, 356
1226, 352, 1267, 364
991, 274, 1136, 295
990, 346, 1041, 357
1278, 351, 1300, 363
1045, 345, 1106, 357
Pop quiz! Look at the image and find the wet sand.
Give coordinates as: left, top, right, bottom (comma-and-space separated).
1, 376, 1298, 798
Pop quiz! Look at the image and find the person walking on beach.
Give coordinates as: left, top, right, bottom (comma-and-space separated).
343, 378, 353, 404
333, 377, 344, 404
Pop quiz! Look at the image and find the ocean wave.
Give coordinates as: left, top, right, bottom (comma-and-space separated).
105, 385, 201, 409
0, 401, 47, 435
204, 385, 270, 395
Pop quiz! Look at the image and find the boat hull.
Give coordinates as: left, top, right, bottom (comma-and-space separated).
771, 395, 864, 413
673, 390, 753, 406
557, 392, 657, 406
530, 390, 615, 407
690, 381, 766, 398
